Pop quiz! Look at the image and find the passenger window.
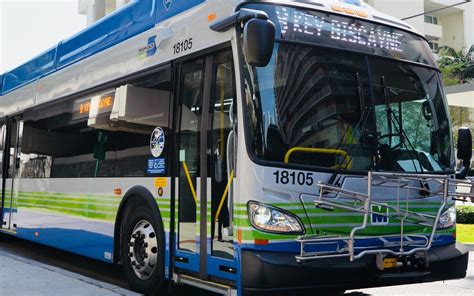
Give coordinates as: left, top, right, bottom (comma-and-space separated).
0, 124, 5, 178
19, 68, 171, 178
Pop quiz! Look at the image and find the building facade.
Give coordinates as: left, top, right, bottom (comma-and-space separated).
78, 0, 131, 25
365, 0, 474, 53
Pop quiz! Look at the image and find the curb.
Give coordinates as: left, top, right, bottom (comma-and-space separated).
465, 244, 474, 252
0, 250, 140, 296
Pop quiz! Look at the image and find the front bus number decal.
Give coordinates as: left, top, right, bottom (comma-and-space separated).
173, 38, 193, 55
273, 170, 314, 186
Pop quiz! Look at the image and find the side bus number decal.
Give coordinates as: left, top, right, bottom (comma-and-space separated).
273, 170, 314, 186
173, 38, 193, 55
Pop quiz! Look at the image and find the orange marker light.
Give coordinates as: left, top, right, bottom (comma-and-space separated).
356, 11, 368, 18
343, 8, 356, 15
254, 239, 269, 246
208, 13, 216, 22
331, 5, 344, 12
114, 188, 122, 195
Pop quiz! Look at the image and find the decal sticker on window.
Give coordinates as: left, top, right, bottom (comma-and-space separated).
138, 36, 157, 59
148, 158, 166, 174
154, 177, 167, 188
150, 127, 165, 157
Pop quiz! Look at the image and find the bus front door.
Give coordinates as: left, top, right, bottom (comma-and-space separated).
174, 48, 237, 282
205, 49, 237, 281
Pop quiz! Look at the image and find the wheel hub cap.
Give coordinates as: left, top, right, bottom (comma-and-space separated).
129, 220, 158, 280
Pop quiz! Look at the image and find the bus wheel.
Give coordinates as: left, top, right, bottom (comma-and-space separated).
120, 202, 166, 295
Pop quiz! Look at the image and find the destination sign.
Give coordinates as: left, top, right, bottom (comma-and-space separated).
72, 91, 115, 120
271, 5, 436, 67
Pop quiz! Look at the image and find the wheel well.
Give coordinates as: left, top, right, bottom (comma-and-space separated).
113, 186, 161, 264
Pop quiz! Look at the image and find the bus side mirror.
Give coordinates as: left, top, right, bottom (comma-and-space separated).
457, 127, 472, 179
422, 101, 432, 121
243, 18, 275, 67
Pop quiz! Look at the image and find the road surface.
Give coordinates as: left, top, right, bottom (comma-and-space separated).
0, 233, 472, 295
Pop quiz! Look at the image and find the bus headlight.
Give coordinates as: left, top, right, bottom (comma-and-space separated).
437, 206, 456, 230
248, 202, 304, 234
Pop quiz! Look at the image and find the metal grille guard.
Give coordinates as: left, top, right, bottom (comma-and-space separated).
296, 172, 474, 262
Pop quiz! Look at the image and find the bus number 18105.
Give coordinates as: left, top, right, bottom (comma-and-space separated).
273, 170, 314, 186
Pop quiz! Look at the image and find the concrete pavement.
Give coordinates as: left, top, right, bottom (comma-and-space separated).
0, 233, 472, 296
348, 252, 474, 296
0, 250, 138, 296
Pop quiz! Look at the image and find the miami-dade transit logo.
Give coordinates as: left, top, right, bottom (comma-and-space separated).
150, 127, 165, 158
163, 0, 172, 11
371, 204, 389, 225
138, 36, 157, 59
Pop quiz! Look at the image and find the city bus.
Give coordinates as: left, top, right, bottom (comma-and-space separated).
0, 0, 473, 295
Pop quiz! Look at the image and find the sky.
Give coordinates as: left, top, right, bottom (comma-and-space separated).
0, 0, 87, 73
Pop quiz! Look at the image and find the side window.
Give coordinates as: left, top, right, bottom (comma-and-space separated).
0, 124, 5, 178
113, 68, 172, 177
19, 67, 172, 178
21, 100, 113, 178
9, 121, 22, 178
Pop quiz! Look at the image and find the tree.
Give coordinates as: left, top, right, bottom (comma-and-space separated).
438, 45, 474, 84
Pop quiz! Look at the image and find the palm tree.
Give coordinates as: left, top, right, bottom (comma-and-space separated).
438, 45, 474, 84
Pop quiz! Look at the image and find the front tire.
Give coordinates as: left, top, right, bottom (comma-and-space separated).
120, 200, 166, 295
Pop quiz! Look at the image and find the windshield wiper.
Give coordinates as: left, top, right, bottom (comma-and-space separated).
328, 73, 371, 185
380, 76, 424, 174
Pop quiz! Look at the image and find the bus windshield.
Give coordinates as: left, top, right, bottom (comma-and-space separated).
242, 4, 454, 173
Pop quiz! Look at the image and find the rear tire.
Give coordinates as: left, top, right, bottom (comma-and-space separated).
120, 200, 167, 295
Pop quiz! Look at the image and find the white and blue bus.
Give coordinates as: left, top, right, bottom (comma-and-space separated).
0, 0, 473, 295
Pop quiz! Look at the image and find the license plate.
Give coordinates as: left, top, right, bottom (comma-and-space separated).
383, 258, 398, 269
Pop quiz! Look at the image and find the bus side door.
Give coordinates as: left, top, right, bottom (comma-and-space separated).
2, 118, 21, 231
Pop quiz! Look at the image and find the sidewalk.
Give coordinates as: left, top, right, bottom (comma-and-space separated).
0, 250, 139, 296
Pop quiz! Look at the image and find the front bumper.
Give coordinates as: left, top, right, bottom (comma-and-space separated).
241, 242, 469, 295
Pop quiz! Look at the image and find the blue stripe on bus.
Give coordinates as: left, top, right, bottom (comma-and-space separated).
239, 234, 456, 253
16, 227, 114, 263
2, 47, 57, 93
57, 0, 156, 68
2, 207, 18, 214
0, 74, 4, 94
207, 255, 238, 281
155, 0, 205, 24
174, 249, 200, 272
0, 0, 205, 96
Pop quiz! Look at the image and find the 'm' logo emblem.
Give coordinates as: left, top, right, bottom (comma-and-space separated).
163, 0, 172, 11
371, 204, 389, 225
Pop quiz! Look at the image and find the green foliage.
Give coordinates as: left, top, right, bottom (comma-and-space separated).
457, 224, 474, 243
438, 46, 474, 85
375, 101, 432, 151
457, 205, 474, 224
441, 67, 461, 86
